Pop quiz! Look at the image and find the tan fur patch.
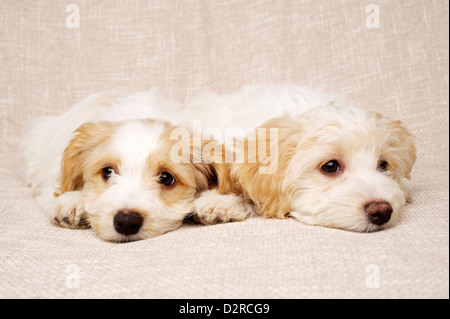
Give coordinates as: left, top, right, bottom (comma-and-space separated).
86, 155, 122, 197
379, 117, 416, 179
56, 121, 117, 196
231, 117, 303, 218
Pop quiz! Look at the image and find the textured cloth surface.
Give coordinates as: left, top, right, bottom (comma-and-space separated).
0, 0, 448, 298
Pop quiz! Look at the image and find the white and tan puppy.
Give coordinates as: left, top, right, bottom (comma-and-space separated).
23, 89, 251, 242
231, 106, 416, 232
189, 84, 416, 232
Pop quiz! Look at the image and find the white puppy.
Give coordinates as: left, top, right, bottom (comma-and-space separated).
23, 89, 252, 242
188, 84, 417, 232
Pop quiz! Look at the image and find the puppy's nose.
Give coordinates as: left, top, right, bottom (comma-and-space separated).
365, 201, 393, 226
114, 211, 143, 236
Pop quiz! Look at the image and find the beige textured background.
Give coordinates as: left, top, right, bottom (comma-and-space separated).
0, 0, 448, 298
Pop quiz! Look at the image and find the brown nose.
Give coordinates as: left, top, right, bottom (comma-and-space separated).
365, 201, 392, 226
114, 211, 143, 236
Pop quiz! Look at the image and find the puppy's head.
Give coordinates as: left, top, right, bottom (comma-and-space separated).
281, 105, 416, 232
238, 105, 416, 232
57, 119, 223, 242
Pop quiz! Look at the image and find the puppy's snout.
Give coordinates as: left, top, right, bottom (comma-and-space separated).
114, 210, 143, 236
365, 201, 392, 226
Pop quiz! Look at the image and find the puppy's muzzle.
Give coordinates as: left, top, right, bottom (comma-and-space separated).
114, 210, 143, 236
365, 201, 393, 226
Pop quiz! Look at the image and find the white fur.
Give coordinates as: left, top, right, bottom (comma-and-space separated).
23, 88, 183, 203
283, 106, 414, 232
24, 90, 214, 242
24, 87, 257, 242
189, 84, 416, 232
194, 189, 255, 225
83, 120, 189, 242
187, 83, 346, 139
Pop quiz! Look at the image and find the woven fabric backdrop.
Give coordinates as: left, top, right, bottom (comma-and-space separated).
0, 0, 448, 298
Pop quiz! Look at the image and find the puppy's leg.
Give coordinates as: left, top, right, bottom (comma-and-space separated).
47, 191, 90, 229
193, 189, 255, 225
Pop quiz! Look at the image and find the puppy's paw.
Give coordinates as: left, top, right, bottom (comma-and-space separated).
50, 191, 90, 229
193, 190, 254, 225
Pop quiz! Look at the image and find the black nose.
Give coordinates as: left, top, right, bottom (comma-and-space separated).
365, 201, 393, 226
114, 211, 143, 236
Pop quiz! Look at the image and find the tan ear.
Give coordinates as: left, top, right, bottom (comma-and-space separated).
211, 161, 234, 194
380, 117, 417, 179
232, 117, 303, 218
207, 148, 234, 194
234, 159, 291, 219
391, 120, 417, 179
56, 122, 116, 195
195, 137, 234, 194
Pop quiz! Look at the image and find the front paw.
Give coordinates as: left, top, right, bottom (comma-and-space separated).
53, 207, 90, 229
51, 192, 90, 229
194, 192, 254, 225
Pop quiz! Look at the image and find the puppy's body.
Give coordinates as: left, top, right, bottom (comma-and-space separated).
24, 89, 252, 242
231, 107, 416, 232
187, 84, 345, 138
189, 84, 416, 232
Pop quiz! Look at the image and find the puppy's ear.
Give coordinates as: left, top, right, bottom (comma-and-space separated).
207, 152, 234, 195
196, 138, 234, 194
56, 122, 115, 195
233, 117, 303, 218
380, 117, 416, 179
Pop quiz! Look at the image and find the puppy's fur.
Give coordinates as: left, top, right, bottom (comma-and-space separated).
230, 106, 415, 232
190, 85, 416, 232
23, 89, 252, 242
24, 84, 416, 238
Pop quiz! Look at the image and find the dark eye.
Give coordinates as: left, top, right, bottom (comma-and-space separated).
378, 160, 389, 172
158, 172, 176, 187
321, 160, 340, 175
101, 167, 115, 181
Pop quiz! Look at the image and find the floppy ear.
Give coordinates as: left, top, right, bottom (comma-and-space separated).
56, 122, 115, 196
378, 116, 416, 179
195, 138, 234, 194
232, 117, 303, 219
206, 150, 234, 194
390, 119, 416, 178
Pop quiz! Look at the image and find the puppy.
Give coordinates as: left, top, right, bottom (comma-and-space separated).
189, 85, 416, 232
231, 105, 416, 232
24, 89, 252, 242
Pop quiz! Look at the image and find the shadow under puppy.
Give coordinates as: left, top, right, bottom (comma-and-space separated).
23, 89, 252, 242
190, 85, 417, 232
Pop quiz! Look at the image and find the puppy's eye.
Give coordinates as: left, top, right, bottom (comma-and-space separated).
158, 172, 176, 187
321, 160, 340, 175
378, 160, 389, 172
101, 167, 115, 181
